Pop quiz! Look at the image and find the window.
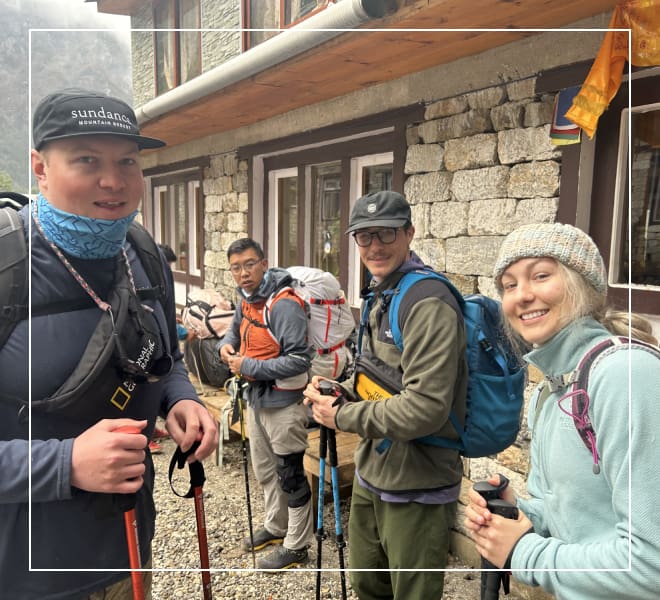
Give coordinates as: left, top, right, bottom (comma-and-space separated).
145, 168, 204, 306
241, 0, 334, 50
259, 140, 395, 304
283, 0, 327, 26
243, 107, 421, 303
587, 72, 659, 315
154, 0, 201, 95
611, 105, 660, 288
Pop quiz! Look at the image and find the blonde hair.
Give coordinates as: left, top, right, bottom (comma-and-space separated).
502, 260, 658, 353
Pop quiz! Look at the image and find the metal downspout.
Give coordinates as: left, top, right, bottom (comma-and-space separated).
135, 0, 386, 125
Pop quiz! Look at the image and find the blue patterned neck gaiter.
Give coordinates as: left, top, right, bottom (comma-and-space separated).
36, 193, 138, 259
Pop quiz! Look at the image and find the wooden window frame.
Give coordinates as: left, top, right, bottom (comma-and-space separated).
153, 0, 201, 96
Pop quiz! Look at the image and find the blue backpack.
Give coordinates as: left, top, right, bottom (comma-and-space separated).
363, 268, 526, 458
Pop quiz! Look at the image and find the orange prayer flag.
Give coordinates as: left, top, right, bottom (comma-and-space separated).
623, 0, 660, 66
565, 6, 629, 139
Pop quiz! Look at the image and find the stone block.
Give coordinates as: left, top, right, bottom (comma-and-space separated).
227, 211, 247, 233
406, 124, 421, 146
506, 77, 536, 101
468, 198, 517, 235
404, 171, 452, 204
514, 197, 558, 227
217, 175, 234, 194
411, 203, 430, 238
204, 194, 222, 213
425, 96, 468, 120
412, 238, 446, 271
490, 101, 525, 131
466, 86, 507, 110
524, 99, 554, 127
446, 273, 477, 295
477, 276, 498, 298
429, 201, 469, 238
446, 236, 502, 276
444, 134, 498, 171
233, 170, 248, 193
498, 125, 561, 164
404, 143, 444, 174
238, 192, 249, 212
440, 109, 493, 142
508, 161, 560, 199
451, 166, 510, 202
496, 445, 530, 475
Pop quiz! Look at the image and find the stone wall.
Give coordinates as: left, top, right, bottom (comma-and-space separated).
202, 152, 249, 302
405, 79, 560, 300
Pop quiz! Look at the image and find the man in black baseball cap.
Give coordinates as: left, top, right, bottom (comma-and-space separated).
0, 90, 218, 599
305, 188, 466, 599
32, 88, 165, 150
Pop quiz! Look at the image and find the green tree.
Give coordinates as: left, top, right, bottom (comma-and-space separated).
0, 171, 15, 191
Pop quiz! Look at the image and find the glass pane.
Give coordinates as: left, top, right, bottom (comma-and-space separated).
285, 0, 321, 25
174, 183, 188, 273
179, 0, 200, 83
154, 3, 176, 94
158, 189, 168, 242
311, 162, 341, 276
194, 182, 203, 274
617, 109, 660, 286
362, 163, 393, 195
278, 176, 299, 267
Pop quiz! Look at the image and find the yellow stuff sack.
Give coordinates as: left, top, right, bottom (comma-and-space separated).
353, 354, 402, 403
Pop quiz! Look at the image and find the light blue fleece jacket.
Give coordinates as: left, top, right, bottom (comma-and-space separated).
512, 317, 660, 599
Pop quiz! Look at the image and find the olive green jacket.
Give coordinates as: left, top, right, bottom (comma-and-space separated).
335, 264, 467, 492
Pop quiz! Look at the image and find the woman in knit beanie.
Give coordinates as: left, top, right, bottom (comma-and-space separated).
464, 222, 660, 600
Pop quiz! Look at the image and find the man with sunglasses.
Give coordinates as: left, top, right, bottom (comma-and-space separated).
219, 238, 314, 570
304, 190, 467, 600
0, 89, 218, 599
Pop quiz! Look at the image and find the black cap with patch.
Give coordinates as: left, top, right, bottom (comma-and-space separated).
346, 191, 411, 233
33, 88, 165, 150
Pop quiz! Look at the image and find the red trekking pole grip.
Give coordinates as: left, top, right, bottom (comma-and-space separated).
115, 425, 146, 600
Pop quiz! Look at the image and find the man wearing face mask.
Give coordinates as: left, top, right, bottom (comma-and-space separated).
0, 89, 218, 599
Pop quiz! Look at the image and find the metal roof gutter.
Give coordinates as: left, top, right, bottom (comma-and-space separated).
135, 0, 387, 126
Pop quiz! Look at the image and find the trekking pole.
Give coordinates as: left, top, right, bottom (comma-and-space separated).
319, 381, 348, 600
231, 375, 257, 568
474, 476, 518, 600
115, 425, 145, 600
327, 429, 347, 600
315, 424, 328, 600
169, 440, 212, 600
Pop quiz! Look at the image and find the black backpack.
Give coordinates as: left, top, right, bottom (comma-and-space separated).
0, 193, 29, 351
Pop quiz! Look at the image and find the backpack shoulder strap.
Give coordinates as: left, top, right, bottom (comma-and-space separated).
0, 207, 28, 349
563, 336, 634, 474
126, 222, 166, 301
388, 269, 463, 352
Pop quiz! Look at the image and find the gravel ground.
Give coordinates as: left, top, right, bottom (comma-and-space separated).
149, 428, 517, 600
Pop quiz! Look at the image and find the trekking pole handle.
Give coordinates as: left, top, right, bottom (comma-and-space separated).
474, 476, 517, 600
318, 380, 344, 407
114, 425, 145, 600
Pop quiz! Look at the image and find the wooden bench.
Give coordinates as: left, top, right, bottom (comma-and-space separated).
304, 429, 360, 508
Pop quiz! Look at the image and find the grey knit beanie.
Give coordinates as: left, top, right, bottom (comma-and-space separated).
493, 223, 607, 294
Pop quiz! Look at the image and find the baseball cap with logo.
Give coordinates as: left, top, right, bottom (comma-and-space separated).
346, 191, 411, 233
32, 88, 165, 150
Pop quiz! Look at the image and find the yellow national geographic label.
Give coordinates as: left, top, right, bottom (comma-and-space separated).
355, 372, 394, 402
110, 386, 131, 410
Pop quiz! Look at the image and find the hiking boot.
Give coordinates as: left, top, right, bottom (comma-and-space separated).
256, 545, 308, 570
148, 440, 162, 454
241, 528, 284, 552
